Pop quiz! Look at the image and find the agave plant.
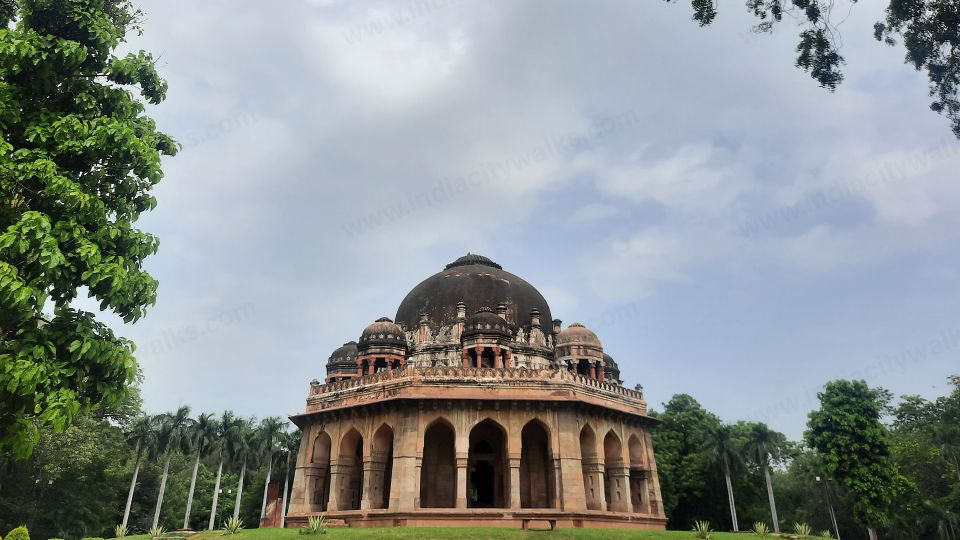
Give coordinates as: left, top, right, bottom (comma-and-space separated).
148, 526, 165, 540
222, 516, 244, 535
300, 515, 327, 535
114, 524, 128, 538
751, 521, 771, 537
819, 530, 833, 538
692, 520, 713, 539
794, 522, 813, 537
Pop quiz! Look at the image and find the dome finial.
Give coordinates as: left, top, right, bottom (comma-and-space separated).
445, 253, 502, 270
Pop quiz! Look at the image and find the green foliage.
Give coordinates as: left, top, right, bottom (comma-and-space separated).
222, 517, 243, 535
794, 522, 812, 537
114, 524, 127, 538
806, 380, 905, 532
669, 0, 960, 139
147, 526, 164, 539
5, 527, 28, 540
691, 520, 712, 539
300, 515, 326, 535
751, 522, 770, 536
0, 0, 176, 459
818, 530, 833, 538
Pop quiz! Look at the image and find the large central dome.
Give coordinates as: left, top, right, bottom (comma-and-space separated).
395, 254, 553, 331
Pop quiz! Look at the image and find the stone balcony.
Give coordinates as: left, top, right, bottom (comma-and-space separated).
302, 366, 649, 418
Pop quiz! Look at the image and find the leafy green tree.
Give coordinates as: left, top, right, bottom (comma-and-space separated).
651, 394, 724, 529
183, 412, 217, 529
806, 380, 904, 540
703, 423, 742, 531
743, 422, 789, 533
152, 406, 193, 529
0, 0, 176, 459
669, 0, 960, 138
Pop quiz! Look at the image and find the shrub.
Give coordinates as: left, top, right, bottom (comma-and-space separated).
114, 524, 128, 538
6, 526, 29, 540
751, 522, 771, 537
148, 526, 165, 540
300, 515, 326, 535
222, 517, 243, 535
691, 520, 712, 539
794, 522, 813, 537
819, 531, 833, 538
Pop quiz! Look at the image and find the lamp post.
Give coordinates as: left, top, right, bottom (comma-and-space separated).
816, 476, 841, 540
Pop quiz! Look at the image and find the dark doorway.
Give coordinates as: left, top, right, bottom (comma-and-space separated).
420, 420, 456, 508
470, 460, 496, 507
468, 419, 508, 508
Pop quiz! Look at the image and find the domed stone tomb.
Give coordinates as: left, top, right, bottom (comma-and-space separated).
286, 255, 666, 530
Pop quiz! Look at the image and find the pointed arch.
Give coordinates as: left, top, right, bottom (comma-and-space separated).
603, 430, 625, 512
579, 424, 602, 510
310, 430, 332, 510
468, 418, 508, 508
420, 418, 456, 508
337, 427, 364, 510
370, 423, 394, 509
628, 433, 648, 514
520, 419, 554, 508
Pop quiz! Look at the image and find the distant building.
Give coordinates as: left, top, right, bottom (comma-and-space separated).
286, 254, 666, 529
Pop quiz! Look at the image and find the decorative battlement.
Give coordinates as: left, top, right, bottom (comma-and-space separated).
303, 366, 648, 418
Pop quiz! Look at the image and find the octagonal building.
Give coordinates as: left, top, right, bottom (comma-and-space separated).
286, 254, 666, 529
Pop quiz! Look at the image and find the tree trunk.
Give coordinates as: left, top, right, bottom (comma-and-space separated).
183, 446, 202, 529
260, 451, 273, 520
724, 465, 738, 531
122, 442, 142, 528
763, 460, 779, 533
153, 452, 171, 529
868, 527, 879, 540
209, 456, 223, 530
233, 458, 246, 521
280, 449, 291, 528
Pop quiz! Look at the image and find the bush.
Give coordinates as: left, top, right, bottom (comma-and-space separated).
148, 526, 165, 540
6, 526, 29, 540
222, 517, 243, 535
300, 515, 326, 535
691, 520, 712, 539
751, 522, 771, 537
114, 524, 128, 539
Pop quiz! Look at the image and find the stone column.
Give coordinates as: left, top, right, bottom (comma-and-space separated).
456, 457, 468, 508
597, 362, 605, 381
607, 466, 631, 512
326, 460, 344, 511
475, 346, 485, 370
461, 348, 469, 368
551, 458, 563, 509
493, 346, 502, 368
505, 349, 512, 368
643, 430, 666, 518
556, 412, 587, 511
392, 407, 419, 511
509, 457, 521, 509
360, 458, 378, 510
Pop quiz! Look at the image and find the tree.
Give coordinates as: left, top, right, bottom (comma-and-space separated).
256, 416, 287, 523
669, 0, 960, 139
278, 429, 300, 529
153, 406, 193, 529
703, 423, 742, 531
208, 411, 237, 530
227, 417, 255, 522
0, 0, 177, 459
183, 412, 217, 529
806, 380, 904, 540
122, 414, 157, 529
742, 422, 788, 533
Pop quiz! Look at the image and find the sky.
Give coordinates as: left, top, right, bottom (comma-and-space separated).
86, 0, 960, 440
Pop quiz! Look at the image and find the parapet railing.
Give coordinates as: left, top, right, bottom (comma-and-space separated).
309, 365, 644, 401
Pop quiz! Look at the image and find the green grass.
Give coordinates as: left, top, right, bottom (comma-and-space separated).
124, 527, 753, 540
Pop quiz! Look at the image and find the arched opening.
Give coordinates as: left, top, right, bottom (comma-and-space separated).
480, 348, 495, 368
628, 434, 648, 513
310, 431, 332, 510
576, 359, 592, 376
420, 419, 456, 508
338, 428, 364, 510
370, 424, 394, 509
468, 419, 508, 508
603, 431, 625, 512
520, 420, 554, 508
374, 357, 387, 373
579, 425, 601, 510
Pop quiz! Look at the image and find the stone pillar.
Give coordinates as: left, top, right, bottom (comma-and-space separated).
360, 458, 380, 510
597, 362, 605, 381
357, 360, 363, 377
475, 346, 485, 369
643, 430, 666, 518
551, 458, 563, 509
391, 407, 418, 511
509, 457, 521, 509
607, 466, 631, 512
461, 348, 469, 368
326, 461, 344, 511
456, 457, 468, 509
505, 349, 512, 368
556, 412, 587, 511
493, 346, 502, 369
590, 363, 597, 379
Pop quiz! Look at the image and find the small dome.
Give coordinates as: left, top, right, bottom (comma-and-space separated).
463, 307, 511, 338
556, 322, 602, 347
359, 317, 407, 347
603, 353, 621, 381
326, 341, 358, 375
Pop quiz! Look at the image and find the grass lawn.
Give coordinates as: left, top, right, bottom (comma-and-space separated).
126, 527, 758, 540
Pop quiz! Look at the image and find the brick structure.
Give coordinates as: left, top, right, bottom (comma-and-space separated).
287, 254, 666, 529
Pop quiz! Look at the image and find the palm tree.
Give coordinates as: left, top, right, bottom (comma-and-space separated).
122, 415, 158, 528
278, 429, 301, 528
183, 412, 218, 529
209, 411, 239, 530
153, 406, 194, 529
257, 416, 288, 522
704, 424, 741, 532
744, 422, 787, 533
228, 417, 256, 521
